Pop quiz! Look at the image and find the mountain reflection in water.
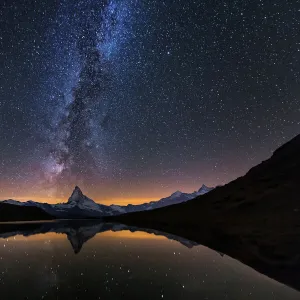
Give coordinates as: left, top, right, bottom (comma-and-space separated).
0, 220, 198, 254
0, 220, 299, 300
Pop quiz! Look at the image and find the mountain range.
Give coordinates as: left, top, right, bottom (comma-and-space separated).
0, 184, 214, 221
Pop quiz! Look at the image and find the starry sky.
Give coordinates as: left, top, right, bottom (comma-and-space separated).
0, 0, 299, 205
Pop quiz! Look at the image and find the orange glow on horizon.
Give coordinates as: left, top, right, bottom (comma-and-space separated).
0, 172, 225, 206
0, 165, 228, 206
98, 197, 160, 206
0, 195, 161, 206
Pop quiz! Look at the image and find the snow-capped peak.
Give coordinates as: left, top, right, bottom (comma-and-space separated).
198, 184, 214, 195
170, 190, 182, 199
68, 186, 84, 204
66, 186, 103, 213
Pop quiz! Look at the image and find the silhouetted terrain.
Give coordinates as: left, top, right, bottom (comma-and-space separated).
106, 133, 300, 290
0, 203, 54, 222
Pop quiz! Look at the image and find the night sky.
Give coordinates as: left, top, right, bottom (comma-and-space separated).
0, 0, 299, 204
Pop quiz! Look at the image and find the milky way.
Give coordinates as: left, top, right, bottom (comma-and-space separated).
0, 0, 299, 204
45, 1, 127, 188
41, 0, 136, 196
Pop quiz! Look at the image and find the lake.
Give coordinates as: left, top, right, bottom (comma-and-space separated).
0, 221, 298, 300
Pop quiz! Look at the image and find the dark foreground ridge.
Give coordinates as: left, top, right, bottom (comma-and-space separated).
105, 133, 300, 291
0, 203, 54, 222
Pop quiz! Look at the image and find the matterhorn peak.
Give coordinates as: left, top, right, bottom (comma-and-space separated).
66, 186, 103, 214
68, 186, 84, 204
74, 186, 82, 193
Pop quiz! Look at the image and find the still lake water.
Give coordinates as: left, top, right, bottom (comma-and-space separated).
0, 222, 299, 300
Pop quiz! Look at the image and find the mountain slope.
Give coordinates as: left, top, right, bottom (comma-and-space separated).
0, 203, 54, 222
106, 134, 300, 290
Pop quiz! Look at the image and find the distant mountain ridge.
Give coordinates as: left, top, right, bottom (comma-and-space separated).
112, 184, 214, 214
1, 184, 214, 219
